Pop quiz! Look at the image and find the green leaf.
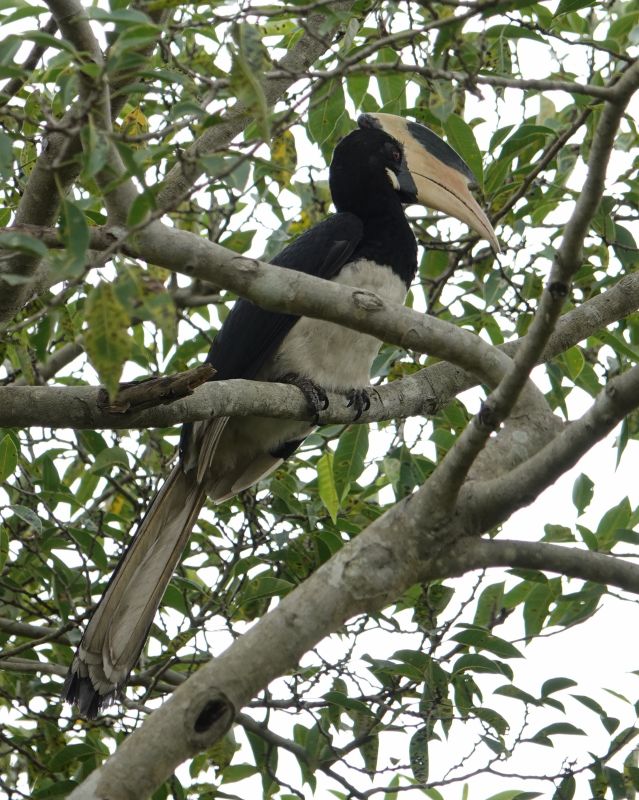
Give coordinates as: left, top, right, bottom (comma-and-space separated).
444, 114, 484, 187
552, 775, 575, 800
595, 330, 639, 363
84, 282, 132, 399
596, 496, 631, 550
0, 231, 48, 258
352, 710, 378, 774
561, 346, 584, 381
555, 0, 594, 15
242, 575, 294, 602
0, 433, 18, 482
572, 473, 594, 516
452, 628, 523, 659
523, 580, 558, 640
408, 726, 429, 783
0, 526, 8, 571
48, 743, 98, 771
80, 120, 109, 180
323, 691, 369, 715
542, 524, 575, 543
127, 192, 155, 227
230, 24, 271, 142
473, 706, 508, 736
541, 677, 577, 696
376, 47, 405, 115
453, 654, 513, 679
473, 581, 504, 628
494, 684, 537, 705
220, 229, 256, 253
485, 24, 546, 43
533, 722, 586, 738
91, 446, 130, 473
32, 780, 78, 798
317, 452, 339, 523
9, 504, 42, 534
308, 78, 349, 161
333, 425, 368, 501
61, 199, 90, 274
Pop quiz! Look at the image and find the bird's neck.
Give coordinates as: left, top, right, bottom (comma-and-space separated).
353, 200, 417, 288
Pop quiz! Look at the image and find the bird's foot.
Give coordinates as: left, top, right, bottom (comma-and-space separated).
346, 388, 371, 421
279, 373, 329, 423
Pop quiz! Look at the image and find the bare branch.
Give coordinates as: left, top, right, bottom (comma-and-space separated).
285, 62, 616, 101
455, 538, 639, 595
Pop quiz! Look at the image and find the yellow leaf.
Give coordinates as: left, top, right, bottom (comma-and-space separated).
119, 106, 149, 145
85, 283, 132, 399
270, 129, 297, 188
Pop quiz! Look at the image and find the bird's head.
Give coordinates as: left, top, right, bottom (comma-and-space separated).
329, 113, 500, 253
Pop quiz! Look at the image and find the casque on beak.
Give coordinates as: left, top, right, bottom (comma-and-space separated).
358, 112, 501, 253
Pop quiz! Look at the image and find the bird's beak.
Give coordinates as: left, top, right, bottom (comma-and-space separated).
358, 113, 500, 253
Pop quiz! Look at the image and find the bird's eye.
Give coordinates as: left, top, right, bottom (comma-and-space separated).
383, 143, 402, 164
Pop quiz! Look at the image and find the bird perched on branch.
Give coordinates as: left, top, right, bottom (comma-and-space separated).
64, 113, 500, 718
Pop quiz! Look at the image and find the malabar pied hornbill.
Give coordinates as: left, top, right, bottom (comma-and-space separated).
63, 113, 500, 718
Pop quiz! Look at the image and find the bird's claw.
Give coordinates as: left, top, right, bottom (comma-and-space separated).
280, 373, 329, 423
346, 388, 371, 421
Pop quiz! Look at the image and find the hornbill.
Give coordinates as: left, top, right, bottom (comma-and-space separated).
63, 112, 500, 718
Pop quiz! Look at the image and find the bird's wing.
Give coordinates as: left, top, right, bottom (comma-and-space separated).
180, 213, 363, 462
205, 212, 364, 381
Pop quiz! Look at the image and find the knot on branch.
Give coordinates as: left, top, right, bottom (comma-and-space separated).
186, 689, 235, 749
352, 289, 384, 311
232, 256, 261, 274
478, 400, 500, 431
193, 696, 234, 733
548, 280, 569, 299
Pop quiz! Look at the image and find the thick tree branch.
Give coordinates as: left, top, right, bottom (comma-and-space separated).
454, 538, 639, 595
0, 4, 168, 326
132, 224, 518, 388
470, 364, 639, 529
1, 270, 636, 428
421, 56, 639, 504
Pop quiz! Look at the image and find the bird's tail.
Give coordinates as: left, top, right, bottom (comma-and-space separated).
63, 464, 206, 718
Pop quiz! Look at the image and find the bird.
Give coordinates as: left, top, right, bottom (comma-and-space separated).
63, 112, 500, 718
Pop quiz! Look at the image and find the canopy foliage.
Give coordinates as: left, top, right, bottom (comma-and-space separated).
1, 1, 639, 798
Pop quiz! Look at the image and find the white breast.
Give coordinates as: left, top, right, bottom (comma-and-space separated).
262, 259, 407, 389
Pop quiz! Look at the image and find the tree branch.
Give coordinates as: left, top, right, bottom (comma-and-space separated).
279, 62, 617, 101
1, 270, 637, 428
0, 16, 58, 107
470, 363, 639, 529
420, 55, 639, 504
0, 3, 168, 327
455, 538, 639, 595
154, 1, 356, 211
